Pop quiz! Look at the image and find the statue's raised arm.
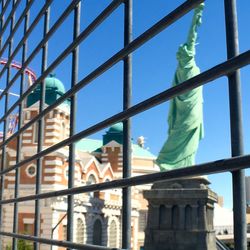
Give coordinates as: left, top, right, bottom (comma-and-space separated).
186, 3, 205, 52
156, 3, 205, 171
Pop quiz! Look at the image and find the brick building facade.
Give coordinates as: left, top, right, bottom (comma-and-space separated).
1, 75, 159, 250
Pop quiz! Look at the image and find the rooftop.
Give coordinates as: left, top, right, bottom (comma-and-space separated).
76, 137, 156, 159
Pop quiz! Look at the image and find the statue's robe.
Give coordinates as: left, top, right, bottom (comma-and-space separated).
156, 44, 204, 171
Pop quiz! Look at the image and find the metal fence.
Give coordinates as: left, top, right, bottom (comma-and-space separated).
0, 0, 249, 250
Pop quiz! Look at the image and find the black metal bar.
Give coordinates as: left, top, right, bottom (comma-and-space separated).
0, 0, 201, 124
0, 231, 126, 250
33, 4, 50, 250
0, 0, 20, 40
0, 0, 15, 247
1, 49, 250, 177
0, 0, 52, 63
0, 0, 210, 153
0, 0, 6, 248
0, 0, 11, 22
122, 0, 132, 248
0, 0, 123, 124
0, 0, 76, 100
224, 0, 247, 249
1, 153, 250, 205
67, 1, 80, 248
0, 0, 6, 47
0, 1, 249, 249
12, 0, 29, 249
0, 0, 34, 61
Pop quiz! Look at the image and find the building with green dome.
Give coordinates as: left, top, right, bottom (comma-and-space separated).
2, 72, 159, 250
103, 122, 124, 145
27, 74, 68, 107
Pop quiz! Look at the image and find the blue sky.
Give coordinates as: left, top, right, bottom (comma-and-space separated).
0, 0, 249, 208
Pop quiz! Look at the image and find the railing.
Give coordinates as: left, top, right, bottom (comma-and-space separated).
0, 0, 249, 250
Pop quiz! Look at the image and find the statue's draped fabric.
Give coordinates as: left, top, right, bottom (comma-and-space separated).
156, 4, 204, 171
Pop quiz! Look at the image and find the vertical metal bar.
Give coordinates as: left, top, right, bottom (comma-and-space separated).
0, 0, 4, 47
0, 0, 15, 248
0, 1, 6, 248
122, 0, 132, 248
12, 1, 29, 249
34, 4, 50, 250
67, 2, 80, 247
224, 1, 247, 250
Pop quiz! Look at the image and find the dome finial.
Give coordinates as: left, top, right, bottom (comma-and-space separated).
49, 73, 56, 78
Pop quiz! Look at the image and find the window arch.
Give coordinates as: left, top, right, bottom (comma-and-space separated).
108, 220, 117, 248
93, 219, 102, 246
61, 122, 67, 139
87, 174, 97, 197
76, 218, 84, 244
33, 122, 39, 143
87, 174, 97, 185
104, 177, 111, 182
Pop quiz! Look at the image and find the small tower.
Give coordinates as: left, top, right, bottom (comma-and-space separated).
102, 123, 123, 176
23, 74, 70, 147
16, 74, 70, 188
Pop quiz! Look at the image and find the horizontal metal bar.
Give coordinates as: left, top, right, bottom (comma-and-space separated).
0, 0, 78, 100
0, 153, 250, 205
0, 0, 125, 123
0, 0, 124, 145
0, 0, 21, 39
0, 0, 35, 61
0, 0, 53, 81
0, 231, 125, 250
0, 0, 205, 148
1, 49, 250, 176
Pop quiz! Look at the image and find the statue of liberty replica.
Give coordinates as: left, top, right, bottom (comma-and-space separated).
144, 5, 218, 250
156, 3, 204, 171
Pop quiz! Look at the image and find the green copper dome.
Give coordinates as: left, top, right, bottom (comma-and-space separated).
27, 74, 67, 107
103, 123, 123, 145
40, 73, 65, 94
108, 123, 123, 133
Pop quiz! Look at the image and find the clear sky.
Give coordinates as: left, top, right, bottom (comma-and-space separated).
0, 0, 249, 208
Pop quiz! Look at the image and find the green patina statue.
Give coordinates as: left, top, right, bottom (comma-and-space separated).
156, 3, 205, 171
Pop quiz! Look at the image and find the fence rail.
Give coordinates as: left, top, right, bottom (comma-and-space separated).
0, 0, 248, 250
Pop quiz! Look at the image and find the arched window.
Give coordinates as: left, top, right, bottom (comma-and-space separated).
61, 122, 67, 139
33, 122, 39, 143
76, 218, 84, 244
93, 219, 102, 246
87, 174, 96, 185
63, 225, 67, 240
87, 174, 97, 197
109, 220, 117, 248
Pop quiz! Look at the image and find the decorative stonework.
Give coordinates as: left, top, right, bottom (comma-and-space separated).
143, 177, 218, 250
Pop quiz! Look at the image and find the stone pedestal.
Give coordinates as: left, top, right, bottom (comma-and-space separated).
143, 177, 218, 250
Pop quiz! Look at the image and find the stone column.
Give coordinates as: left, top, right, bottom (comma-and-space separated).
143, 177, 218, 250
